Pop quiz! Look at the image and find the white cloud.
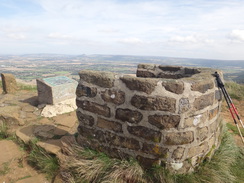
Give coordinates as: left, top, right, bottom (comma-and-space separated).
229, 29, 244, 42
47, 32, 73, 40
118, 38, 143, 45
7, 33, 26, 40
169, 35, 197, 43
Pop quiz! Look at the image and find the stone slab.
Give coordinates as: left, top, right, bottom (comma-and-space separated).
37, 76, 78, 105
1, 73, 17, 94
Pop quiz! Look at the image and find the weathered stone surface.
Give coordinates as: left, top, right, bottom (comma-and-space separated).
41, 98, 77, 118
76, 111, 95, 126
142, 143, 168, 157
148, 114, 180, 130
215, 90, 222, 101
16, 125, 35, 143
187, 142, 209, 158
76, 100, 110, 117
121, 76, 158, 94
184, 112, 208, 127
78, 125, 140, 150
33, 125, 55, 139
191, 80, 214, 93
164, 131, 194, 145
97, 117, 122, 133
101, 89, 125, 105
0, 140, 23, 165
79, 70, 115, 88
197, 126, 209, 141
1, 73, 17, 94
53, 114, 77, 128
127, 126, 161, 142
138, 64, 156, 70
115, 108, 142, 123
131, 95, 176, 112
136, 156, 160, 169
106, 134, 140, 150
209, 107, 219, 120
37, 139, 62, 155
179, 98, 191, 113
136, 70, 156, 78
209, 121, 217, 133
37, 76, 78, 105
162, 80, 184, 94
172, 147, 185, 160
159, 65, 182, 72
193, 93, 214, 110
76, 84, 97, 97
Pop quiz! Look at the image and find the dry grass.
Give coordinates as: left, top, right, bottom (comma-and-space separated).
60, 144, 145, 183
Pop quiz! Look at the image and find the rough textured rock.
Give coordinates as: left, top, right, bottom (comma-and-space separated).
127, 126, 161, 142
164, 131, 194, 145
41, 98, 77, 117
148, 114, 180, 129
162, 80, 184, 94
193, 93, 214, 110
172, 147, 185, 160
197, 126, 209, 141
209, 107, 219, 120
191, 80, 214, 93
179, 98, 191, 113
101, 89, 125, 105
121, 76, 158, 94
1, 73, 17, 94
76, 111, 95, 126
142, 142, 168, 157
97, 117, 122, 133
76, 84, 97, 97
115, 108, 143, 123
131, 95, 176, 112
76, 100, 110, 117
79, 70, 115, 88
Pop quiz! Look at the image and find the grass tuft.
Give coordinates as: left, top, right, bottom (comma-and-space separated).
26, 140, 59, 179
225, 81, 244, 101
17, 83, 37, 91
0, 122, 8, 139
226, 123, 244, 137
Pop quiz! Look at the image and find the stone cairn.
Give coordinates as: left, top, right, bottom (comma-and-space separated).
1, 73, 17, 94
76, 64, 223, 173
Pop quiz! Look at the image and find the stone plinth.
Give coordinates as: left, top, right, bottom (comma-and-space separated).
37, 76, 78, 105
1, 73, 17, 94
76, 64, 223, 173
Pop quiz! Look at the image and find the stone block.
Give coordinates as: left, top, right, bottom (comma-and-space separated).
209, 107, 219, 120
164, 131, 194, 145
193, 93, 214, 110
37, 76, 78, 105
187, 142, 209, 158
127, 125, 161, 143
1, 73, 17, 94
215, 90, 222, 101
121, 76, 158, 94
172, 147, 185, 160
97, 117, 122, 133
101, 89, 125, 105
148, 114, 180, 130
179, 98, 191, 113
131, 95, 176, 112
115, 108, 143, 123
191, 80, 214, 93
162, 80, 184, 94
76, 111, 95, 127
79, 70, 115, 88
197, 126, 209, 141
76, 84, 97, 97
142, 142, 168, 158
136, 70, 156, 78
76, 100, 110, 117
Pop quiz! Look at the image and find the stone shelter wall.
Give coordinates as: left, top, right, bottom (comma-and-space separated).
76, 64, 223, 173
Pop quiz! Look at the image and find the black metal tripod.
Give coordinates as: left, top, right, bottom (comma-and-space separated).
214, 72, 244, 144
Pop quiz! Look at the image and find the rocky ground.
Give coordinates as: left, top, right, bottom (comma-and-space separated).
0, 88, 243, 183
0, 88, 78, 183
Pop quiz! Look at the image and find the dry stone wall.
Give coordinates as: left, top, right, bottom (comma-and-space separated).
76, 64, 223, 173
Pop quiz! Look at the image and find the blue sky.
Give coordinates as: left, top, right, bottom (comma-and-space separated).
0, 0, 244, 60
